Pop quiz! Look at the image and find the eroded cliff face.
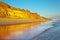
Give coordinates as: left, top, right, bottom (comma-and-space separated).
0, 2, 50, 20
0, 2, 51, 39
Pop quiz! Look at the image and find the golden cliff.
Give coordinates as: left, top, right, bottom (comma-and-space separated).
0, 2, 50, 20
0, 2, 51, 39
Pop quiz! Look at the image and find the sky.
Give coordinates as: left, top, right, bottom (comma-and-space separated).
0, 0, 60, 19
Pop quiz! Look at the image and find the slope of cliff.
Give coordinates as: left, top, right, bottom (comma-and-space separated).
0, 2, 50, 20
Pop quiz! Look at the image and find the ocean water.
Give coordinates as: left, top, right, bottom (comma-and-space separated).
2, 19, 60, 40
32, 19, 60, 40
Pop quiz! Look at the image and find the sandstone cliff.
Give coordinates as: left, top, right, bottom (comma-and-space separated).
0, 2, 50, 20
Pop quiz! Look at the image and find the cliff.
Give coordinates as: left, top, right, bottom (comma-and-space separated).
0, 2, 50, 20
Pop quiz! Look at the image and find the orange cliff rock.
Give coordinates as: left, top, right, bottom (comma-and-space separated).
0, 2, 51, 39
0, 2, 50, 20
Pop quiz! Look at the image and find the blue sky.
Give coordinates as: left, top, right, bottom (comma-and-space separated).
0, 0, 60, 19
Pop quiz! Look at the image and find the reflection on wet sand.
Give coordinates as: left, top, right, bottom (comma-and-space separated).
0, 22, 41, 40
